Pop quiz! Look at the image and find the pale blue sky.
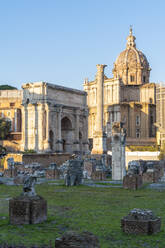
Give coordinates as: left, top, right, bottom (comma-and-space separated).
0, 0, 165, 90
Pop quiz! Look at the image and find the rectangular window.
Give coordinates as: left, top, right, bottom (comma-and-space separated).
10, 102, 15, 107
136, 129, 140, 138
112, 112, 114, 122
130, 75, 135, 82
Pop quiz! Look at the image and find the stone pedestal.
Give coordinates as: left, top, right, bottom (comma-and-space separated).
121, 209, 161, 234
121, 218, 161, 234
91, 131, 107, 154
9, 195, 47, 225
123, 175, 143, 190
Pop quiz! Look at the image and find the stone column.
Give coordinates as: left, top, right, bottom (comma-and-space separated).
55, 107, 63, 153
14, 109, 17, 132
37, 104, 44, 152
111, 122, 126, 180
82, 109, 89, 154
20, 104, 28, 151
96, 64, 106, 132
73, 109, 80, 154
34, 104, 39, 151
92, 64, 107, 154
43, 104, 51, 152
23, 104, 28, 151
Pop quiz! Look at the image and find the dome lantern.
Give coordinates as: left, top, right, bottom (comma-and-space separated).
126, 26, 136, 48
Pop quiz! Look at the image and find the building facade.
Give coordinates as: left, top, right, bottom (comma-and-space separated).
0, 90, 22, 141
156, 83, 165, 147
84, 28, 156, 148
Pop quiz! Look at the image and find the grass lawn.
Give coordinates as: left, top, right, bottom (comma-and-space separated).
0, 181, 165, 247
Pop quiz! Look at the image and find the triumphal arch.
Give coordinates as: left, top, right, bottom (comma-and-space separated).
21, 82, 89, 154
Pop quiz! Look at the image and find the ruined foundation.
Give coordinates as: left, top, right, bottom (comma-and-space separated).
123, 174, 143, 190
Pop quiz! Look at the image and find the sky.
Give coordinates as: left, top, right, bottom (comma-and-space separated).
0, 0, 165, 90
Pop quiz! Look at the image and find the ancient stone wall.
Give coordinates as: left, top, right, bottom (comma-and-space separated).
3, 153, 71, 169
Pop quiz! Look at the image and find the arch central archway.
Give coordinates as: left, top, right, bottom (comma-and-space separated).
61, 117, 73, 153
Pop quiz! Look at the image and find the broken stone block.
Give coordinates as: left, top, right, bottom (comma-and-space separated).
121, 208, 161, 234
123, 174, 143, 190
55, 231, 100, 248
142, 170, 160, 183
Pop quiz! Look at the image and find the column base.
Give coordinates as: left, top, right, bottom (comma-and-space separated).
43, 141, 51, 152
91, 131, 107, 155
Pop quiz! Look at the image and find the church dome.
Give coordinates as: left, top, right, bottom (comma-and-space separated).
113, 27, 151, 85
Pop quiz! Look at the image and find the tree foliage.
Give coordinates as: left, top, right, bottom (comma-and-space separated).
0, 118, 11, 140
0, 85, 17, 90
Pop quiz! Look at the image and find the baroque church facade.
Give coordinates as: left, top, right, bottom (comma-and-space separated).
84, 28, 156, 148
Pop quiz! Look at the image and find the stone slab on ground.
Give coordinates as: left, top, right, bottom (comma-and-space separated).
9, 195, 47, 225
55, 231, 100, 248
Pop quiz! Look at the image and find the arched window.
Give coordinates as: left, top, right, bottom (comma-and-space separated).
143, 76, 146, 83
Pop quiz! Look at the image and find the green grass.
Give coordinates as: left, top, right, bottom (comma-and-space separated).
94, 182, 122, 186
0, 181, 165, 247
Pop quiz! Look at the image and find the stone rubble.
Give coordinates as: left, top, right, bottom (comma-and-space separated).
55, 231, 100, 248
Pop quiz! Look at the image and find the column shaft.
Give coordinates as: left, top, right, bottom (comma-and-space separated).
96, 64, 107, 132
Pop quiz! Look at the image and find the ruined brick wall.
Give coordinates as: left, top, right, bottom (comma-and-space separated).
22, 153, 71, 168
3, 153, 71, 169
